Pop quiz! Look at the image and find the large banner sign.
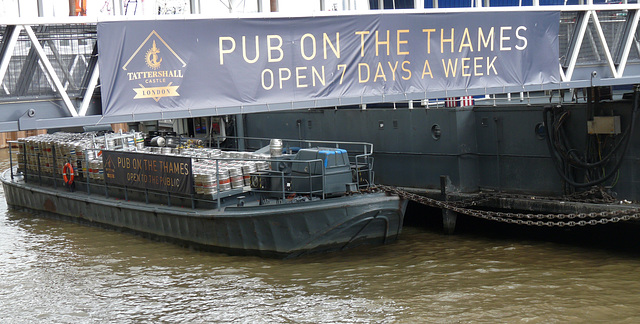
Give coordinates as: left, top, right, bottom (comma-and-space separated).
97, 12, 559, 116
102, 151, 193, 194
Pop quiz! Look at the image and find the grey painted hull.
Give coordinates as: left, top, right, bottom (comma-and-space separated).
2, 169, 406, 258
244, 102, 640, 201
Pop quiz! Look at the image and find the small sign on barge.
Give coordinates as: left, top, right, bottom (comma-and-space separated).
103, 151, 193, 194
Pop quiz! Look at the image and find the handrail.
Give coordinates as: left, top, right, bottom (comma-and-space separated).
218, 135, 374, 156
2, 4, 640, 25
5, 136, 374, 210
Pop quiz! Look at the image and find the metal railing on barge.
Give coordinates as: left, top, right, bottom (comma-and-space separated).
6, 136, 376, 211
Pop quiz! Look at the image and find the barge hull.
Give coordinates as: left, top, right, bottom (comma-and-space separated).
2, 170, 406, 258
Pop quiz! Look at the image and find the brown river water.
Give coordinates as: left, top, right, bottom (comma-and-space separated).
2, 148, 640, 323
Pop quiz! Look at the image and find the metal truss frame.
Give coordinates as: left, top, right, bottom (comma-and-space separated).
2, 4, 640, 131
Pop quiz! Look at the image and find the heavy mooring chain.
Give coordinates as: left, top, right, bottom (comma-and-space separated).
379, 185, 640, 227
565, 186, 617, 204
482, 186, 616, 204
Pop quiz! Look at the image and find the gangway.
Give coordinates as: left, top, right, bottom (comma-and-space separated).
2, 4, 640, 131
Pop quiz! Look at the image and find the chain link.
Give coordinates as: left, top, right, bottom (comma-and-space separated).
379, 185, 640, 227
481, 186, 617, 204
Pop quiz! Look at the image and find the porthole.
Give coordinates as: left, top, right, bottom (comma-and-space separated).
535, 123, 546, 140
431, 124, 441, 140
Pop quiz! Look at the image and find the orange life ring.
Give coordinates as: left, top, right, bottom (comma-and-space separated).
63, 163, 75, 185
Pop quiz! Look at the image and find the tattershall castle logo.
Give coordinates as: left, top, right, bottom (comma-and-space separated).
122, 30, 186, 102
145, 40, 163, 70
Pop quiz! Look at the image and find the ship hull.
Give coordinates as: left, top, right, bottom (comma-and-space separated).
244, 102, 640, 201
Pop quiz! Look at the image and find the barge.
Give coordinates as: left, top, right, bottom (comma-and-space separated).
1, 132, 406, 258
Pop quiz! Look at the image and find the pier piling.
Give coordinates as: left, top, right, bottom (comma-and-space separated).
440, 175, 457, 235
